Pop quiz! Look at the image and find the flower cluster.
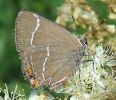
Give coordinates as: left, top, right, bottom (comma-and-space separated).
63, 44, 116, 100
0, 84, 26, 100
56, 0, 116, 50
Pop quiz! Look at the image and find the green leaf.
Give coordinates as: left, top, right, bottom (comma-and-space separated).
74, 26, 88, 35
104, 18, 116, 25
50, 92, 71, 100
87, 0, 109, 20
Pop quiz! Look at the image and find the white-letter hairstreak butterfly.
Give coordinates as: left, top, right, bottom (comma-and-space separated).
15, 10, 87, 89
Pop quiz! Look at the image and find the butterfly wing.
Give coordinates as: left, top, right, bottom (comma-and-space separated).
15, 10, 83, 87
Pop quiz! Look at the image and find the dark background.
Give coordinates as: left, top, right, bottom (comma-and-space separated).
0, 0, 64, 95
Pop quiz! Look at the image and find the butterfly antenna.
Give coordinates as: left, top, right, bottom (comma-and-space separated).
85, 19, 104, 37
72, 16, 77, 27
71, 16, 104, 45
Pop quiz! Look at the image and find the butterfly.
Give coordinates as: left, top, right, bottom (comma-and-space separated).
15, 10, 87, 89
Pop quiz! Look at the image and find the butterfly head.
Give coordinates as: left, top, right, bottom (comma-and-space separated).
80, 37, 88, 56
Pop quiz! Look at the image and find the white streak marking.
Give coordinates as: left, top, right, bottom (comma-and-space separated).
43, 46, 50, 72
42, 73, 45, 80
51, 77, 67, 86
47, 46, 50, 56
30, 14, 40, 45
43, 57, 48, 68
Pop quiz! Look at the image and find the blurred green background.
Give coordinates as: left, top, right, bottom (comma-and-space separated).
0, 0, 116, 97
0, 0, 64, 94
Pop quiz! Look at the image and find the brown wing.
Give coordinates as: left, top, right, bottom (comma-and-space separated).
15, 10, 82, 86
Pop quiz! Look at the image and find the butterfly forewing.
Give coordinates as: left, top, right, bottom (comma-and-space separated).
15, 10, 83, 88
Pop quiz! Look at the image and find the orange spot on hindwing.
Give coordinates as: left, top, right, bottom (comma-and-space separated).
26, 64, 35, 77
23, 63, 40, 88
30, 78, 40, 88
